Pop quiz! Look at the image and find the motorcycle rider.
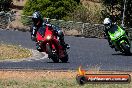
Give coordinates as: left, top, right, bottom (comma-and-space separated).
103, 18, 117, 48
31, 11, 43, 41
103, 18, 128, 49
31, 11, 70, 50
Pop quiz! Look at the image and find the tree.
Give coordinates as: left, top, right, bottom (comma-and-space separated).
125, 0, 132, 27
0, 0, 13, 11
101, 0, 132, 27
74, 0, 80, 3
70, 5, 102, 23
23, 0, 78, 19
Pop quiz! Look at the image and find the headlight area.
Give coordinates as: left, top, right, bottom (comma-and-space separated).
46, 35, 52, 40
118, 33, 126, 39
114, 32, 121, 38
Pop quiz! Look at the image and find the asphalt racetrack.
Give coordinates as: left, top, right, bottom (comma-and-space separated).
0, 29, 132, 71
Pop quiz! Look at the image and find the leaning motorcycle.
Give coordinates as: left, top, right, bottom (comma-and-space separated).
108, 25, 131, 55
36, 24, 69, 63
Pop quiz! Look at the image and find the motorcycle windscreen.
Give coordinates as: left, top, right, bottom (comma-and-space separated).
38, 26, 46, 36
109, 25, 118, 34
108, 25, 124, 40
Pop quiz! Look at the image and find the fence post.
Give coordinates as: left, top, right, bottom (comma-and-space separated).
82, 23, 84, 35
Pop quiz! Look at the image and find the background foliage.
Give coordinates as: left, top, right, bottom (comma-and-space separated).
23, 0, 103, 24
70, 4, 102, 23
101, 0, 132, 27
23, 0, 78, 19
0, 0, 13, 11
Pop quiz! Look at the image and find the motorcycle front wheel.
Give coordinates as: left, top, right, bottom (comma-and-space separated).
46, 44, 59, 63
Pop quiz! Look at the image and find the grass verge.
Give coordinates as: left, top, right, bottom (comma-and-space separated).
0, 70, 131, 88
0, 43, 32, 60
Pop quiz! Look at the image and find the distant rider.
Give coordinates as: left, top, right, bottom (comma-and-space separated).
103, 18, 127, 49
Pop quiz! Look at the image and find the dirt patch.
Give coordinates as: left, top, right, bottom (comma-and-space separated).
0, 70, 131, 80
64, 29, 82, 36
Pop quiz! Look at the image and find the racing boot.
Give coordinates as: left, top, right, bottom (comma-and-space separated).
108, 40, 114, 48
36, 42, 42, 52
109, 44, 114, 48
31, 34, 36, 41
114, 47, 118, 51
31, 27, 37, 41
58, 30, 70, 49
114, 46, 119, 51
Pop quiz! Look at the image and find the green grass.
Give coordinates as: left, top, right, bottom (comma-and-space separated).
0, 77, 131, 88
0, 43, 32, 60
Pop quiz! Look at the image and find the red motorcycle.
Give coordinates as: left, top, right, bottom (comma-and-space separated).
36, 24, 69, 63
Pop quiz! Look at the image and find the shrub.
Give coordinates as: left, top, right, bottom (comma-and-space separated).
68, 4, 103, 23
101, 0, 132, 27
0, 0, 13, 11
23, 0, 78, 19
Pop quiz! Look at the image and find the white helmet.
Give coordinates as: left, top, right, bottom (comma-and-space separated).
103, 18, 112, 29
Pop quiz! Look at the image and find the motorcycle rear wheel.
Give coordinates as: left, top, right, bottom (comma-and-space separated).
60, 55, 69, 63
60, 50, 69, 63
121, 42, 131, 55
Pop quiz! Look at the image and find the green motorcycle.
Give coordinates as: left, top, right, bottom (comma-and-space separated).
108, 25, 131, 55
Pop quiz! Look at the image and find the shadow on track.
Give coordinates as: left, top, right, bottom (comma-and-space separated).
47, 62, 70, 63
112, 53, 132, 56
